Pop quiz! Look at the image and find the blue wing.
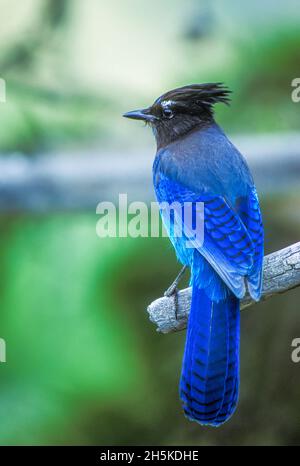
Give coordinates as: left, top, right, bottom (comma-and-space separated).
238, 187, 264, 300
155, 174, 263, 300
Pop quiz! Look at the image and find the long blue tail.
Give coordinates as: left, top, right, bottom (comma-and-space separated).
180, 264, 240, 426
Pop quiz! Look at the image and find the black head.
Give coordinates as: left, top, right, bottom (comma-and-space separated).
123, 83, 231, 148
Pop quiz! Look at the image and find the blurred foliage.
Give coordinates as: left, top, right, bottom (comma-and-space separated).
0, 0, 299, 446
0, 199, 300, 445
0, 0, 299, 153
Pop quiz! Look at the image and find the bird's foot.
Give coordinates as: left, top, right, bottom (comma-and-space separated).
163, 266, 187, 320
164, 285, 179, 320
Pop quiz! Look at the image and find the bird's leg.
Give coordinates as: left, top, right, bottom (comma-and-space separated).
164, 266, 187, 320
164, 265, 187, 296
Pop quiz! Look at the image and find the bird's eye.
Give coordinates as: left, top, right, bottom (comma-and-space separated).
163, 107, 174, 119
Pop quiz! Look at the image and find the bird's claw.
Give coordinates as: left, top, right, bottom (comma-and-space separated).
163, 266, 187, 321
164, 286, 179, 320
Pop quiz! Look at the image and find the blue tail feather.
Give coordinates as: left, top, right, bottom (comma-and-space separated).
180, 262, 240, 426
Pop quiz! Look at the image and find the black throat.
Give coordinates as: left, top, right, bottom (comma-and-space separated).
153, 111, 214, 149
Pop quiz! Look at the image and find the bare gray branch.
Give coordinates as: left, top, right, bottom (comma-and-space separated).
147, 242, 300, 333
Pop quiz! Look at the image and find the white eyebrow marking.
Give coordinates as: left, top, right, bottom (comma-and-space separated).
161, 100, 174, 108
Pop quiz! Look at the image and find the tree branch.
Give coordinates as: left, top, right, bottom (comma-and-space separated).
147, 242, 300, 334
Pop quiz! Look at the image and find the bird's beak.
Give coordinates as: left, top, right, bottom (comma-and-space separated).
123, 108, 157, 122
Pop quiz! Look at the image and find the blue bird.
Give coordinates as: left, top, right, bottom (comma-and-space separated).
123, 83, 264, 426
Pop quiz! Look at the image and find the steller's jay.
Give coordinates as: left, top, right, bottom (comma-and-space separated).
123, 83, 264, 426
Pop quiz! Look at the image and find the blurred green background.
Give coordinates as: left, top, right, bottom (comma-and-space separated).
0, 0, 300, 446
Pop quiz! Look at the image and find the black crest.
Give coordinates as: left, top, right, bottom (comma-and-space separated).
123, 82, 232, 148
155, 82, 231, 112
